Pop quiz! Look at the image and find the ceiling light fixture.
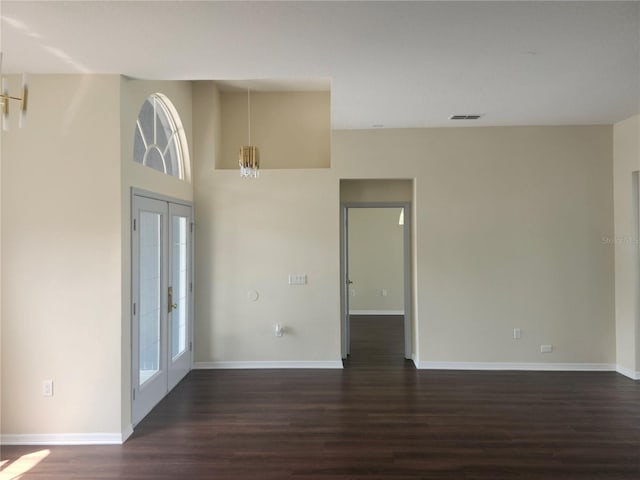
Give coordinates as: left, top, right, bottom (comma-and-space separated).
239, 88, 259, 178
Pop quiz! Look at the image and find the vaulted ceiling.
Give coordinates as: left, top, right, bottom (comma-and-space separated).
3, 1, 639, 129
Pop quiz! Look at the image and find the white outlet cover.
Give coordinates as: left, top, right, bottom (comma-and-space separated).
42, 380, 53, 396
540, 344, 553, 353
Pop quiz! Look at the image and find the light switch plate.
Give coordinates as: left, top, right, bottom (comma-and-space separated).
43, 380, 53, 397
288, 274, 307, 285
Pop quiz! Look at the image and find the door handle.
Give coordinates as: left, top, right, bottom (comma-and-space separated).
168, 286, 177, 313
347, 279, 353, 285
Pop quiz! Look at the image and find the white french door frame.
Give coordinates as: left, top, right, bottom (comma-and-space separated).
167, 201, 193, 390
340, 202, 413, 360
131, 188, 194, 426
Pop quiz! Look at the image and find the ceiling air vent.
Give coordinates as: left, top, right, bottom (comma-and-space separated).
449, 114, 482, 120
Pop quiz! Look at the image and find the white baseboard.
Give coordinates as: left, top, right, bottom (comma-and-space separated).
417, 361, 616, 372
349, 310, 404, 315
616, 365, 640, 380
122, 424, 134, 443
194, 360, 344, 369
411, 353, 419, 369
1, 432, 128, 446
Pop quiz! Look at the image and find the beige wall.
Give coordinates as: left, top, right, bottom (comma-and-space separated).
194, 124, 615, 367
613, 114, 640, 377
348, 208, 404, 313
194, 171, 341, 364
1, 75, 122, 436
192, 82, 223, 185
340, 179, 413, 203
194, 85, 341, 365
219, 91, 330, 170
333, 126, 615, 365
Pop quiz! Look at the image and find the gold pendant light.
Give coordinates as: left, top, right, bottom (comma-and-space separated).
239, 88, 259, 178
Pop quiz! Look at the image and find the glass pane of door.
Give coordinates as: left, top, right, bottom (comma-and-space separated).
171, 215, 188, 359
139, 211, 162, 385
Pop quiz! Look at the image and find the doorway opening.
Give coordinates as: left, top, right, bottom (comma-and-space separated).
340, 203, 412, 366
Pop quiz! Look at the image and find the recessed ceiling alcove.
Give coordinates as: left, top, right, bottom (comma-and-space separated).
215, 79, 331, 170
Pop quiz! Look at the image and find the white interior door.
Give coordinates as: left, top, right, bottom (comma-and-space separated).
132, 194, 193, 425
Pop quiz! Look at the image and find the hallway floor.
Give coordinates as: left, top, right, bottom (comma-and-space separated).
344, 314, 407, 368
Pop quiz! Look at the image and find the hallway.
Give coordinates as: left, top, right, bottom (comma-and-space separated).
344, 314, 407, 368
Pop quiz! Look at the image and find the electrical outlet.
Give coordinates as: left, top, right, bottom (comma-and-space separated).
381, 289, 388, 297
513, 328, 521, 339
274, 324, 284, 337
540, 344, 553, 353
42, 380, 53, 397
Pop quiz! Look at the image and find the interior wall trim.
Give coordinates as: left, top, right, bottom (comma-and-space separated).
0, 432, 128, 446
349, 310, 405, 315
411, 353, 419, 369
615, 365, 640, 380
122, 424, 134, 442
418, 361, 617, 372
193, 361, 344, 370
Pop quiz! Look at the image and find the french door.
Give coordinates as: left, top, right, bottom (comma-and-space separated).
132, 194, 193, 425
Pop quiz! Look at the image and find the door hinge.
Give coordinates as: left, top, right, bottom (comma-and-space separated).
189, 282, 193, 293
133, 303, 136, 315
190, 341, 193, 352
132, 388, 136, 401
190, 222, 194, 233
133, 218, 137, 231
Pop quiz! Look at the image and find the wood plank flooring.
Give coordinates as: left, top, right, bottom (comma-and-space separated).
345, 315, 407, 368
3, 316, 640, 479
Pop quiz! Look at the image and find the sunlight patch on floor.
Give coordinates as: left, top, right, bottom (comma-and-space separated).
0, 449, 50, 479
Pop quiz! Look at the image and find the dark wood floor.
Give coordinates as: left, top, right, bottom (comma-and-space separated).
3, 315, 640, 479
345, 315, 407, 368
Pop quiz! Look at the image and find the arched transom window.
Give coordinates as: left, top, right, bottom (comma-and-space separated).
133, 93, 187, 179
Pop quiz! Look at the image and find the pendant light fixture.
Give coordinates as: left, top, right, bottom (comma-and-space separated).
239, 88, 259, 178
